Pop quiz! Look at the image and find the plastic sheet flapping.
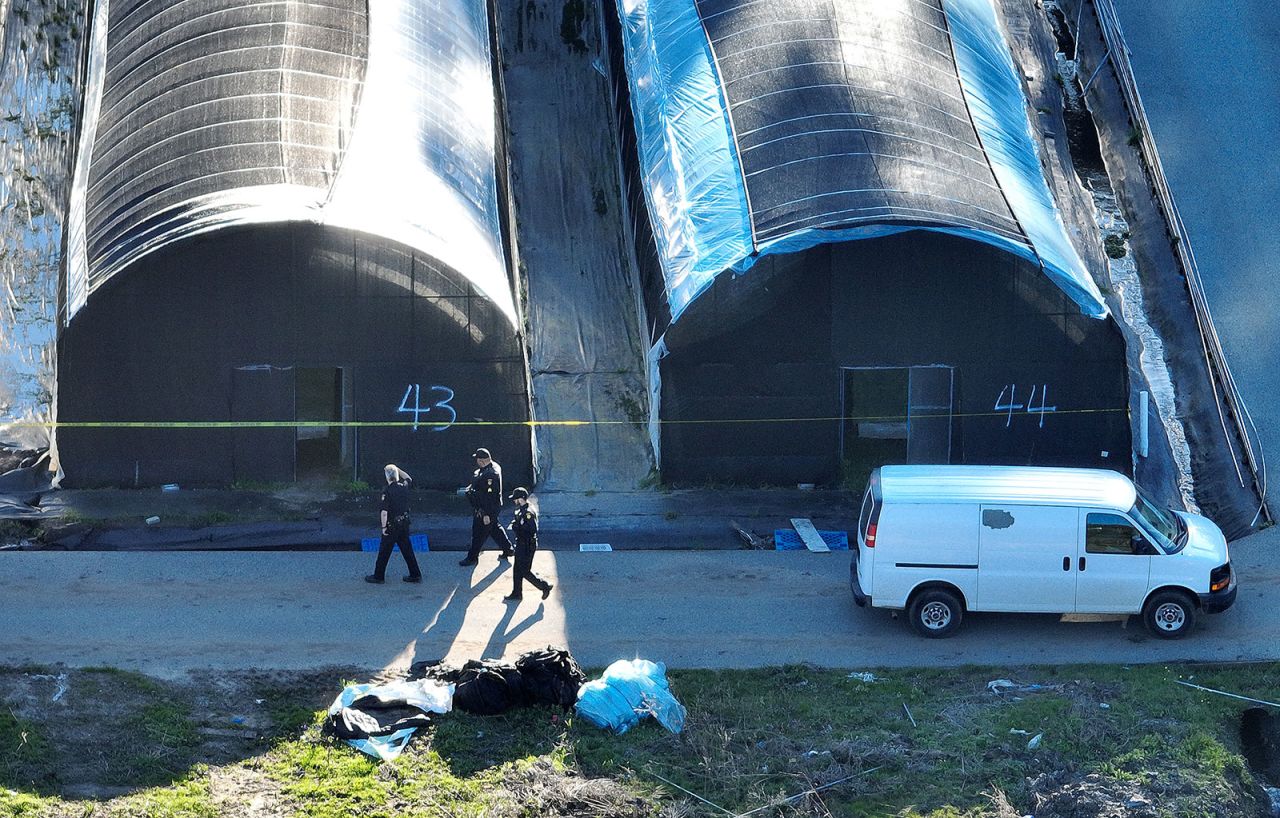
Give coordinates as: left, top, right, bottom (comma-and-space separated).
66, 0, 515, 326
575, 659, 686, 734
616, 0, 1108, 323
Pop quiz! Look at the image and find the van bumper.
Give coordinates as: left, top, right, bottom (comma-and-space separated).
1198, 584, 1237, 614
850, 554, 868, 607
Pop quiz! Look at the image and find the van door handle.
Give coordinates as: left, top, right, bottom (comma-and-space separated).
1079, 557, 1086, 572
1063, 556, 1070, 572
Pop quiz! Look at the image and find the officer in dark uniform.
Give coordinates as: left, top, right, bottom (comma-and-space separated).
459, 448, 514, 566
504, 487, 552, 602
366, 464, 422, 583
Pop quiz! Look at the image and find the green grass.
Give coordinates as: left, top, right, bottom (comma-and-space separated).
190, 510, 235, 527
1, 663, 1276, 817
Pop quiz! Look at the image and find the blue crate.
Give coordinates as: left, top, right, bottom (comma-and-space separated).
361, 533, 430, 552
773, 529, 849, 550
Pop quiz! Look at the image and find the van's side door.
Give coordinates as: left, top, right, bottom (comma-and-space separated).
1074, 509, 1154, 614
977, 505, 1078, 612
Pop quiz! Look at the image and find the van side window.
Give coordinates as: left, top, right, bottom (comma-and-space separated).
1086, 513, 1153, 555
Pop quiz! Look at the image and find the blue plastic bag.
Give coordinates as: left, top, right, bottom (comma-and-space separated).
575, 659, 686, 734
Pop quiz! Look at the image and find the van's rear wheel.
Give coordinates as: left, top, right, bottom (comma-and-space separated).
909, 589, 963, 638
1143, 590, 1197, 639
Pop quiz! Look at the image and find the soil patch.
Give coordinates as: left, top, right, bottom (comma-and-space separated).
0, 666, 356, 797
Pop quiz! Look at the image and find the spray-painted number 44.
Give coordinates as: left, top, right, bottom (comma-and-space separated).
994, 384, 1057, 428
398, 385, 456, 431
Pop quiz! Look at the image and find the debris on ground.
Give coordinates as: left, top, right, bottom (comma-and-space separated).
323, 678, 454, 760
729, 520, 764, 549
847, 672, 878, 683
576, 659, 686, 735
987, 678, 1060, 695
410, 647, 585, 715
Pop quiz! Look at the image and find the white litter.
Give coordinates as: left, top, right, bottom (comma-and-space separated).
1027, 733, 1043, 750
847, 672, 878, 683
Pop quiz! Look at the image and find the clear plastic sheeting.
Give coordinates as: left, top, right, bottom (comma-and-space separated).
944, 0, 1106, 318
66, 0, 516, 325
614, 0, 1108, 323
615, 0, 752, 322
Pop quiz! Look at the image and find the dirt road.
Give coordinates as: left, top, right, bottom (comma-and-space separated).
4, 527, 1278, 676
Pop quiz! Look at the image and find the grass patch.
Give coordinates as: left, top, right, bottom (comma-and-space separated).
1104, 231, 1130, 259
1, 664, 1276, 816
191, 510, 235, 527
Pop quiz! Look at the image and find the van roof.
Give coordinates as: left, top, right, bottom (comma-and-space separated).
877, 466, 1137, 509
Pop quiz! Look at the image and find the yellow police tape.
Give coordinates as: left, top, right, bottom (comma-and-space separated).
3, 407, 1128, 429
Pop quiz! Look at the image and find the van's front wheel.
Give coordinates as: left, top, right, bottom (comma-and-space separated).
1143, 590, 1197, 639
909, 589, 963, 638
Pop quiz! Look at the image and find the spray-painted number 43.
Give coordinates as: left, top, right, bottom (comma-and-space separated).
398, 385, 456, 431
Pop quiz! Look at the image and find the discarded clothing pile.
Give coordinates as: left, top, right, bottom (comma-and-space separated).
323, 678, 454, 760
409, 646, 586, 715
575, 659, 686, 735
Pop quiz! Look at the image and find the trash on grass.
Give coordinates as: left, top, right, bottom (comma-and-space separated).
847, 672, 878, 683
323, 678, 454, 760
410, 647, 585, 715
576, 659, 686, 734
30, 673, 68, 702
1027, 733, 1043, 750
987, 678, 1053, 694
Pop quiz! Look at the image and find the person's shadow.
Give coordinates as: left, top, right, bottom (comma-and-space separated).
479, 602, 545, 659
414, 561, 508, 662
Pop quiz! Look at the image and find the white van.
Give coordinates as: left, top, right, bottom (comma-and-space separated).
850, 466, 1236, 638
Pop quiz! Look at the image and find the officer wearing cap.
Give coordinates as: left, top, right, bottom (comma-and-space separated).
459, 447, 514, 566
504, 486, 552, 602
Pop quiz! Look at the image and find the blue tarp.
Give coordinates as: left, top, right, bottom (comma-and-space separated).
614, 0, 1109, 323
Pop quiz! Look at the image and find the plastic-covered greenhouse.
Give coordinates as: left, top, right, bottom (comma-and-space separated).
608, 0, 1133, 483
57, 0, 532, 486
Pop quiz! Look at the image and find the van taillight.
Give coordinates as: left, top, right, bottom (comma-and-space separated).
865, 523, 877, 548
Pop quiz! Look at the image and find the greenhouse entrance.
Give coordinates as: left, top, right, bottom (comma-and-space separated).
841, 366, 954, 486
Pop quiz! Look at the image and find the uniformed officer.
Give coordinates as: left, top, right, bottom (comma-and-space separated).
459, 447, 514, 566
366, 464, 422, 584
504, 487, 552, 602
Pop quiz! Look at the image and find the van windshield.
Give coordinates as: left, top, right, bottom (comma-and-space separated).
1130, 486, 1186, 554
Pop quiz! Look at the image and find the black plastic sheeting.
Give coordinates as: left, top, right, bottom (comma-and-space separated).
57, 225, 532, 488
85, 0, 367, 284
697, 0, 1024, 248
659, 232, 1131, 484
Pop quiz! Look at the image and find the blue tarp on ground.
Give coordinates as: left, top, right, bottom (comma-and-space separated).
614, 0, 1108, 323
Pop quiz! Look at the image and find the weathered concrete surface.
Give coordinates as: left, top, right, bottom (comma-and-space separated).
1107, 0, 1280, 507
497, 0, 655, 490
2, 529, 1276, 676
